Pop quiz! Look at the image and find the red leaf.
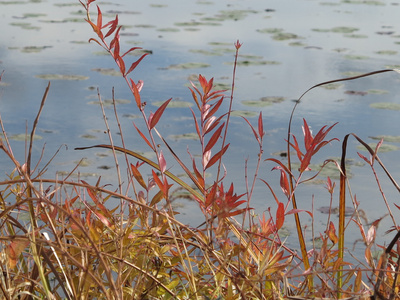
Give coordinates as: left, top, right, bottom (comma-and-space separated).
130, 78, 142, 109
278, 167, 290, 198
116, 56, 125, 75
158, 150, 167, 173
205, 144, 229, 170
242, 117, 259, 143
103, 16, 118, 38
204, 114, 224, 135
189, 86, 201, 111
151, 170, 171, 196
357, 152, 371, 164
150, 190, 164, 206
96, 5, 103, 32
130, 163, 147, 190
258, 112, 264, 140
326, 221, 338, 244
126, 53, 149, 76
276, 202, 285, 230
190, 108, 201, 139
133, 121, 154, 150
192, 158, 204, 188
204, 96, 224, 120
204, 123, 224, 153
150, 98, 171, 129
286, 208, 313, 218
6, 239, 29, 269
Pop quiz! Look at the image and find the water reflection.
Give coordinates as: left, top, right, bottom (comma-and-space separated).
1, 0, 400, 257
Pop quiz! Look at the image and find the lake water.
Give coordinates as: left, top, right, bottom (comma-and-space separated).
1, 0, 400, 258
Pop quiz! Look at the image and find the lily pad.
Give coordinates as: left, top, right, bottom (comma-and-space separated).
163, 62, 210, 70
230, 110, 258, 118
344, 34, 368, 38
331, 26, 359, 33
256, 28, 283, 34
357, 143, 398, 152
344, 55, 369, 60
20, 46, 52, 53
242, 96, 285, 107
169, 133, 198, 140
157, 27, 179, 32
35, 74, 89, 80
369, 135, 400, 143
367, 89, 388, 94
10, 22, 40, 30
341, 0, 385, 5
189, 49, 223, 56
370, 102, 400, 110
8, 134, 42, 141
233, 60, 280, 66
91, 68, 121, 76
320, 83, 342, 90
80, 134, 97, 139
88, 99, 130, 106
318, 206, 355, 216
272, 32, 302, 41
375, 50, 398, 55
152, 100, 193, 108
344, 90, 368, 96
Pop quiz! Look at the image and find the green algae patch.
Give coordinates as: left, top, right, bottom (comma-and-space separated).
344, 55, 369, 60
272, 32, 302, 41
369, 135, 400, 143
91, 68, 122, 76
35, 74, 89, 80
152, 100, 193, 108
10, 22, 40, 30
7, 134, 42, 141
169, 133, 199, 140
375, 50, 398, 55
163, 62, 210, 70
370, 102, 400, 111
341, 0, 385, 5
257, 28, 283, 34
320, 83, 342, 90
88, 99, 130, 106
230, 110, 258, 118
357, 143, 398, 152
20, 46, 52, 53
242, 96, 285, 107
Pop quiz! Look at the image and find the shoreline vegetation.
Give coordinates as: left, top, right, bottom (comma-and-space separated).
1, 1, 400, 299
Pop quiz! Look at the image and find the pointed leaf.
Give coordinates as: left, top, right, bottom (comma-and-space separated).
150, 190, 164, 206
190, 108, 201, 139
205, 143, 229, 170
150, 98, 171, 129
326, 221, 338, 244
130, 78, 142, 109
192, 158, 204, 188
133, 122, 154, 150
103, 16, 118, 38
158, 150, 167, 173
276, 202, 285, 230
96, 5, 103, 32
130, 163, 147, 190
204, 123, 224, 153
258, 112, 264, 140
242, 117, 259, 143
204, 96, 224, 120
126, 53, 149, 76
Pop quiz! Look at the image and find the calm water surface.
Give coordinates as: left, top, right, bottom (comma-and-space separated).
1, 0, 400, 257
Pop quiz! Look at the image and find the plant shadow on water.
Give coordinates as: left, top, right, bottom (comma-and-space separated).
2, 0, 400, 298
